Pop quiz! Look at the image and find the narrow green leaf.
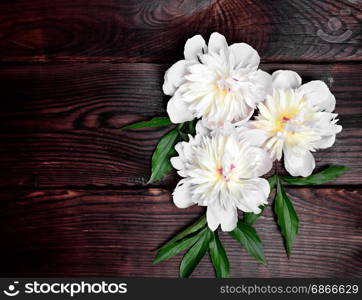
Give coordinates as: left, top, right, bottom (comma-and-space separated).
148, 129, 179, 183
159, 215, 207, 250
154, 228, 207, 264
176, 123, 185, 131
229, 222, 267, 264
274, 177, 299, 256
243, 175, 276, 225
281, 165, 350, 186
175, 122, 189, 141
244, 206, 266, 226
209, 231, 229, 278
268, 175, 277, 190
180, 229, 212, 278
178, 131, 189, 141
121, 117, 172, 130
187, 119, 197, 136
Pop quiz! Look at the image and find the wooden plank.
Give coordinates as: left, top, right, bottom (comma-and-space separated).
0, 63, 360, 187
0, 0, 360, 63
0, 188, 361, 277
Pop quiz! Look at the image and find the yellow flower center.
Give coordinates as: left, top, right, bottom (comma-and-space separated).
273, 108, 301, 134
216, 164, 236, 183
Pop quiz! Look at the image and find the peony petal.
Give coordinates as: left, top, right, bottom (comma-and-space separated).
237, 127, 270, 148
163, 81, 175, 97
181, 140, 193, 160
315, 135, 336, 149
184, 35, 207, 61
272, 70, 302, 89
220, 207, 238, 232
208, 32, 228, 54
237, 178, 270, 213
228, 43, 260, 69
167, 93, 194, 123
326, 94, 337, 112
248, 69, 273, 98
163, 60, 189, 96
206, 204, 220, 231
243, 94, 261, 112
299, 80, 336, 112
206, 202, 238, 232
252, 147, 273, 177
170, 156, 183, 170
173, 182, 194, 208
252, 70, 273, 95
195, 119, 210, 136
247, 178, 270, 198
233, 105, 255, 124
284, 146, 316, 177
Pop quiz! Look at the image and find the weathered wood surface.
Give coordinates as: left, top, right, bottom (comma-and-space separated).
0, 188, 361, 277
0, 0, 361, 279
0, 63, 360, 187
0, 0, 360, 63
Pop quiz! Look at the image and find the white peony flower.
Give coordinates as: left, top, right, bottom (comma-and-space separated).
163, 32, 271, 127
170, 122, 272, 232
240, 70, 342, 177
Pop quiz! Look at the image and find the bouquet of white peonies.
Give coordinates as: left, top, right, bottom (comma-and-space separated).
122, 33, 348, 278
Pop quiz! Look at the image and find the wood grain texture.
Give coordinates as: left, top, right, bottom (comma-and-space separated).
0, 63, 360, 187
0, 188, 361, 277
0, 0, 360, 63
0, 0, 360, 281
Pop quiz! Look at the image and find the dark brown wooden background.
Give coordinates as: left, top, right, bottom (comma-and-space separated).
0, 0, 361, 277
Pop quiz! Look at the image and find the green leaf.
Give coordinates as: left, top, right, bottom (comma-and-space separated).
274, 177, 299, 256
148, 129, 179, 183
159, 215, 207, 250
209, 231, 229, 278
268, 175, 277, 190
175, 123, 189, 141
243, 176, 276, 225
178, 130, 189, 141
121, 117, 172, 130
281, 165, 350, 186
187, 119, 197, 136
229, 222, 267, 264
180, 229, 212, 278
154, 228, 207, 264
244, 206, 266, 226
